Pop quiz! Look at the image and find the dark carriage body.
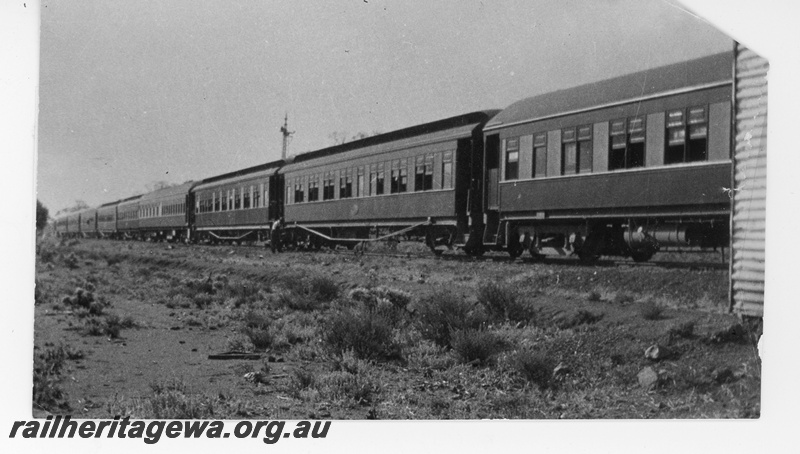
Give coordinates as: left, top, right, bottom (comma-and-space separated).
96, 202, 118, 238
116, 195, 142, 236
80, 208, 98, 237
192, 161, 283, 243
280, 111, 498, 251
481, 52, 734, 261
137, 182, 196, 241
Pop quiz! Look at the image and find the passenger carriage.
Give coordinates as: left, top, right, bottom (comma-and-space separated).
480, 52, 733, 261
137, 182, 195, 242
96, 202, 118, 239
192, 161, 283, 244
280, 111, 498, 253
116, 195, 142, 239
80, 208, 98, 238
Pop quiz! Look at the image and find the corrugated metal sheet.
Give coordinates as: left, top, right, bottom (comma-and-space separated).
731, 45, 768, 318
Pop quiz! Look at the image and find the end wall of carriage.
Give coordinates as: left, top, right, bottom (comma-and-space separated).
730, 44, 768, 318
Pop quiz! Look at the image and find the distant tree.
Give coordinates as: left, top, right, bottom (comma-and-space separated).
55, 200, 90, 216
328, 131, 349, 145
328, 130, 381, 145
146, 180, 178, 192
36, 200, 48, 231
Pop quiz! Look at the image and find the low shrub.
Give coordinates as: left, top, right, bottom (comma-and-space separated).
349, 286, 412, 311
33, 346, 69, 411
279, 275, 341, 311
81, 314, 130, 338
586, 291, 602, 302
668, 321, 696, 339
220, 282, 262, 308
320, 370, 381, 406
477, 281, 530, 322
308, 276, 340, 302
62, 288, 109, 315
103, 315, 123, 338
192, 293, 215, 309
288, 368, 318, 398
226, 335, 255, 352
38, 246, 57, 264
34, 280, 46, 305
64, 253, 79, 269
414, 290, 488, 348
147, 379, 217, 419
478, 282, 518, 319
278, 291, 321, 312
322, 307, 400, 360
348, 286, 412, 326
241, 310, 274, 350
106, 254, 124, 266
640, 301, 665, 321
552, 309, 603, 330
613, 292, 635, 304
508, 349, 555, 390
450, 329, 509, 366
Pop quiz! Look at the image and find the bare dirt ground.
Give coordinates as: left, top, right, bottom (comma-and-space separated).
33, 236, 760, 419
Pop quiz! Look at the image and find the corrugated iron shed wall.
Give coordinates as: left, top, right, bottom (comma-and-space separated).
731, 44, 768, 318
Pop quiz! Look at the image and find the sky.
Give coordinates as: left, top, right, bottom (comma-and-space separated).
36, 0, 735, 214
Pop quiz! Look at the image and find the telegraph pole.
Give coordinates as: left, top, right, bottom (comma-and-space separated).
280, 114, 294, 160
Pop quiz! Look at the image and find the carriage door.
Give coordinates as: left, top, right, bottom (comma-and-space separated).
484, 134, 500, 210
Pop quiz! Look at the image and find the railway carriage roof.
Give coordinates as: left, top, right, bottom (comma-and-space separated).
282, 110, 500, 172
139, 181, 196, 202
484, 52, 733, 131
194, 160, 283, 191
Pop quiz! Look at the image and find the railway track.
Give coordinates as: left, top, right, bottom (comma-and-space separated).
194, 240, 729, 271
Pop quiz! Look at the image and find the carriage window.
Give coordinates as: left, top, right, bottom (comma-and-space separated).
424, 154, 434, 190
505, 138, 520, 180
665, 106, 708, 164
533, 133, 547, 178
308, 177, 319, 201
415, 156, 425, 191
357, 167, 365, 197
561, 129, 577, 175
399, 166, 407, 193
243, 186, 251, 209
442, 151, 453, 190
376, 163, 385, 195
294, 182, 304, 203
253, 185, 261, 207
578, 125, 593, 174
414, 155, 435, 191
687, 106, 708, 161
340, 171, 353, 198
391, 160, 407, 193
323, 173, 335, 200
609, 117, 645, 170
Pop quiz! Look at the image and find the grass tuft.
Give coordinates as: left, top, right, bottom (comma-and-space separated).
414, 290, 487, 348
240, 310, 274, 350
450, 329, 509, 366
552, 309, 603, 330
322, 307, 400, 361
508, 350, 555, 390
640, 301, 665, 321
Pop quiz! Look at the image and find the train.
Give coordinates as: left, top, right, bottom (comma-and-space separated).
53, 51, 734, 263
